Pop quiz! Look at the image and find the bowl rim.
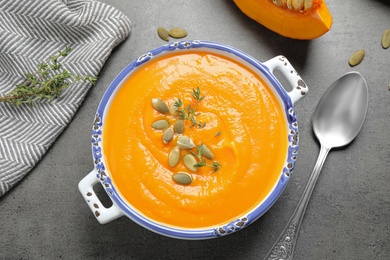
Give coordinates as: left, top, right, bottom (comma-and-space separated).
91, 40, 299, 239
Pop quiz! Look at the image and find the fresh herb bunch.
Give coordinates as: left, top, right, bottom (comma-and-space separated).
174, 87, 206, 128
190, 144, 221, 172
0, 47, 97, 106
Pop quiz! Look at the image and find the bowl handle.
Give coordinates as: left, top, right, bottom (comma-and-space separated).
78, 170, 124, 224
263, 55, 308, 105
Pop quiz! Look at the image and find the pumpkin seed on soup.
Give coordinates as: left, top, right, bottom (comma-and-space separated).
174, 119, 184, 134
168, 28, 188, 38
183, 154, 198, 172
382, 29, 390, 49
152, 98, 169, 114
157, 27, 169, 41
169, 102, 179, 116
177, 135, 195, 149
163, 127, 174, 143
348, 49, 365, 67
172, 172, 193, 185
152, 119, 169, 130
168, 146, 181, 167
200, 144, 214, 160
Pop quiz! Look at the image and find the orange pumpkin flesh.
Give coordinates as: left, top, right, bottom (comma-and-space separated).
233, 0, 332, 40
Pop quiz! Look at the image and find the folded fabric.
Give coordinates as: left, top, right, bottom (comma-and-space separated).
0, 0, 131, 196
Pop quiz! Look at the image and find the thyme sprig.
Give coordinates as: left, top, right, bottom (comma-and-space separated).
0, 47, 97, 106
174, 87, 206, 128
190, 144, 221, 172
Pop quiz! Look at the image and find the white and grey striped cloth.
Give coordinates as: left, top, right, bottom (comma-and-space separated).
0, 0, 131, 196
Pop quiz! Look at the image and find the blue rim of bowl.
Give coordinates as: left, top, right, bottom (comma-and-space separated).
91, 40, 299, 239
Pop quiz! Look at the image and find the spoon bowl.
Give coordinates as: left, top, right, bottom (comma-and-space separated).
314, 72, 369, 148
265, 71, 368, 260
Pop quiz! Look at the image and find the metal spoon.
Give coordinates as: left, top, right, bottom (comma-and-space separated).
264, 71, 369, 260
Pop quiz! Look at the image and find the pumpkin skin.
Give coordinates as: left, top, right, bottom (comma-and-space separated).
233, 0, 333, 40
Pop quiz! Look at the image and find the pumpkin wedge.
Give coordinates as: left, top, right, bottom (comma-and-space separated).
233, 0, 332, 40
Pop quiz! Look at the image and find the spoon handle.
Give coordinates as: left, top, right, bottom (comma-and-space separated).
264, 145, 330, 260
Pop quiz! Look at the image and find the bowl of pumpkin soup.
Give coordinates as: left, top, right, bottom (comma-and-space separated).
79, 40, 308, 239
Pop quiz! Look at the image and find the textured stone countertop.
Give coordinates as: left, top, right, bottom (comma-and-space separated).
1, 0, 389, 259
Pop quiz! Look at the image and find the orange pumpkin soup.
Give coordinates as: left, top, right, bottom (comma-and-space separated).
103, 51, 288, 228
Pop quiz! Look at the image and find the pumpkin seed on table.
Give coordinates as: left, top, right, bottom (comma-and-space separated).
168, 146, 181, 167
382, 29, 390, 49
152, 119, 169, 130
152, 98, 169, 114
183, 154, 198, 172
168, 28, 188, 38
163, 127, 174, 143
172, 172, 193, 185
348, 49, 365, 67
157, 27, 169, 41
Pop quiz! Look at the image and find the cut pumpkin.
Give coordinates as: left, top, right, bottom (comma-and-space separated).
233, 0, 332, 40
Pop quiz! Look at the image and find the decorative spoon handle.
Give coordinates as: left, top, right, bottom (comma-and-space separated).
264, 145, 331, 260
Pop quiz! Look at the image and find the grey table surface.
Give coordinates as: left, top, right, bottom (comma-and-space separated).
1, 0, 389, 259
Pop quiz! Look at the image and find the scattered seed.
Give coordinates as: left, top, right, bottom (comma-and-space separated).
177, 135, 195, 149
348, 49, 365, 67
174, 119, 185, 134
201, 144, 214, 160
152, 119, 169, 130
183, 154, 198, 172
172, 172, 193, 185
157, 27, 169, 41
168, 146, 181, 167
163, 127, 174, 143
381, 29, 390, 49
215, 131, 221, 137
152, 98, 169, 114
168, 28, 188, 39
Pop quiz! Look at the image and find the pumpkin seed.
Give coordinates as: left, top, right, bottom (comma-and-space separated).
174, 119, 185, 134
152, 98, 169, 114
215, 131, 221, 137
168, 146, 181, 167
201, 144, 214, 160
172, 172, 193, 185
381, 29, 390, 49
169, 102, 179, 116
157, 27, 169, 41
292, 0, 304, 10
163, 127, 174, 143
152, 119, 169, 130
183, 154, 198, 172
304, 0, 313, 10
348, 49, 365, 67
177, 135, 195, 149
168, 28, 188, 39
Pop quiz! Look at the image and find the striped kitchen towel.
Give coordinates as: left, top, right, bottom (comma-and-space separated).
0, 0, 131, 196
